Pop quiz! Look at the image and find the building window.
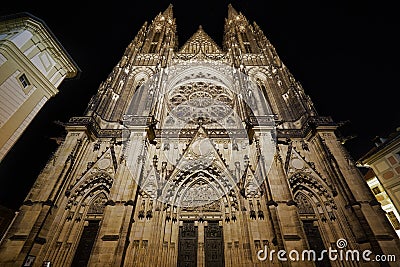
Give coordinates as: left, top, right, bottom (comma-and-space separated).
240, 32, 249, 42
371, 186, 381, 195
240, 32, 252, 53
18, 74, 30, 88
149, 43, 157, 53
387, 211, 400, 230
244, 43, 252, 53
153, 31, 161, 42
149, 31, 161, 53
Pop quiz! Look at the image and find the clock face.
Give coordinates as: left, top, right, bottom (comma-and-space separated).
291, 158, 305, 170
97, 158, 111, 170
191, 137, 213, 157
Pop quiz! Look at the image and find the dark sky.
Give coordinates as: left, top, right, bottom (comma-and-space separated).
1, 0, 399, 210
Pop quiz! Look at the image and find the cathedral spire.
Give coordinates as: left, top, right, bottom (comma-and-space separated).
140, 4, 177, 55
224, 4, 258, 64
227, 3, 239, 19
84, 4, 177, 121
163, 3, 174, 18
153, 3, 174, 23
223, 4, 320, 123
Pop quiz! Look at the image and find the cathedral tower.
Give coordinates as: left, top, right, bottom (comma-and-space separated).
1, 4, 399, 267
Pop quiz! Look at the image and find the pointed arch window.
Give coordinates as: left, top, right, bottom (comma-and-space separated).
240, 32, 249, 42
295, 192, 315, 215
153, 31, 161, 42
149, 31, 161, 53
240, 32, 251, 53
149, 44, 157, 53
87, 193, 107, 215
244, 43, 251, 53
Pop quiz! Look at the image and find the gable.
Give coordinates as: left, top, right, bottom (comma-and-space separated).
179, 26, 222, 54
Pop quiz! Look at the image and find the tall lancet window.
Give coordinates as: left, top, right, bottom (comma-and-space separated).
149, 31, 161, 53
240, 31, 251, 53
71, 193, 107, 267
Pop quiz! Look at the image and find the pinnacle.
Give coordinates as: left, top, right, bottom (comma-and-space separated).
163, 3, 174, 17
227, 3, 239, 19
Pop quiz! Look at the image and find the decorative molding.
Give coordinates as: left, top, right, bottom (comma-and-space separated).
101, 235, 119, 241
65, 116, 124, 138
277, 116, 337, 139
283, 234, 301, 241
9, 234, 28, 240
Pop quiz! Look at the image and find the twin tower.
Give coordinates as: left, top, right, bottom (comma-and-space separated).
1, 4, 399, 267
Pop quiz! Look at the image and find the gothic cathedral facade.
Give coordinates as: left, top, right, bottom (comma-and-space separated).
1, 4, 399, 267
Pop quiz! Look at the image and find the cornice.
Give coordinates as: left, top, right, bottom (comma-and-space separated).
0, 12, 81, 78
0, 40, 59, 97
64, 116, 124, 139
276, 116, 338, 139
64, 114, 337, 141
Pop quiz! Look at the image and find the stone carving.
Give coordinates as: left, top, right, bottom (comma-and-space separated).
88, 193, 107, 214
295, 192, 315, 215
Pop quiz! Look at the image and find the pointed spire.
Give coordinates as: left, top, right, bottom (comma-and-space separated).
240, 165, 261, 198
227, 3, 239, 19
163, 3, 174, 18
141, 165, 161, 198
153, 4, 173, 22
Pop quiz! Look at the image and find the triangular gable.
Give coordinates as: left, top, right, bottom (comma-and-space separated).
241, 165, 261, 198
85, 147, 117, 176
285, 146, 332, 190
160, 126, 238, 206
179, 25, 222, 54
141, 165, 161, 198
169, 126, 229, 179
65, 147, 116, 209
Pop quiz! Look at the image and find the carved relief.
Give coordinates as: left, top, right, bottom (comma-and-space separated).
66, 172, 113, 211
87, 193, 107, 214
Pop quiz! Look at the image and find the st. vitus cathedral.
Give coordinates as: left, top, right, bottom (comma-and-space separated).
1, 4, 399, 267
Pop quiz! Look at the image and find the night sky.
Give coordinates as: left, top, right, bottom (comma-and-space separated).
0, 0, 399, 211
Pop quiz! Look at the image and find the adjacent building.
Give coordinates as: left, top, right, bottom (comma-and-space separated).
0, 12, 80, 162
0, 205, 16, 243
357, 128, 400, 237
0, 5, 399, 266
